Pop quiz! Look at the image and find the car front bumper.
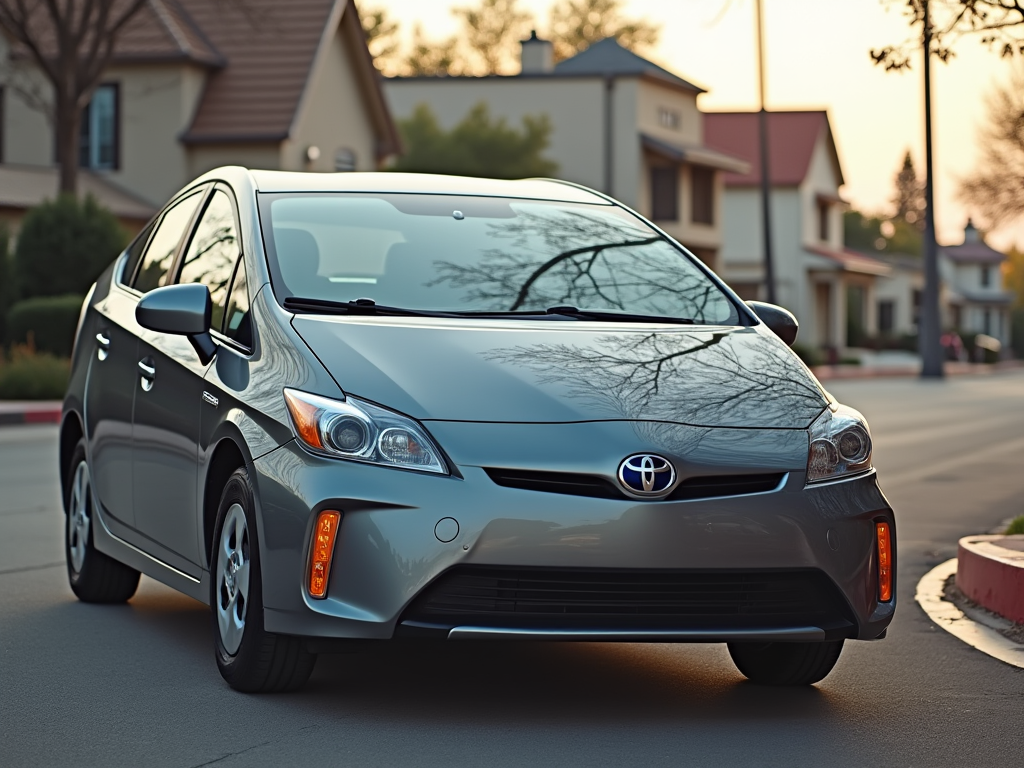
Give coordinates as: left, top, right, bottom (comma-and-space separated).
252, 421, 895, 643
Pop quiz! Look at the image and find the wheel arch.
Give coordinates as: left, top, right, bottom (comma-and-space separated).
202, 431, 253, 570
59, 409, 85, 512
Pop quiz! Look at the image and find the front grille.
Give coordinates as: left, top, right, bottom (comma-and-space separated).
484, 468, 785, 502
402, 566, 856, 632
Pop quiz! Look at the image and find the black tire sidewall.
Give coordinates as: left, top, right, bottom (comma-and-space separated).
211, 467, 266, 679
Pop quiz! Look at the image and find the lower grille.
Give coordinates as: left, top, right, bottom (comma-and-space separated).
402, 567, 856, 632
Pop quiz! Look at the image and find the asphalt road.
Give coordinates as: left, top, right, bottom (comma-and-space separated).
2, 371, 1023, 767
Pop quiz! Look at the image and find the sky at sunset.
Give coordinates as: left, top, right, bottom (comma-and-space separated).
377, 0, 1022, 249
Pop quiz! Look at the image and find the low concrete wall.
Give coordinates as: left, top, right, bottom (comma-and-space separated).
957, 535, 1024, 624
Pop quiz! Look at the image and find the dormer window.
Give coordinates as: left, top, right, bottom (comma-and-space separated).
980, 265, 991, 288
658, 107, 681, 131
79, 83, 119, 170
817, 200, 830, 242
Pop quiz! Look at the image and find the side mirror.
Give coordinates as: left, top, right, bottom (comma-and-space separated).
136, 283, 217, 364
746, 301, 799, 346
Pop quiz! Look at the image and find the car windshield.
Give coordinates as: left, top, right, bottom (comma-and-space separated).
258, 193, 740, 324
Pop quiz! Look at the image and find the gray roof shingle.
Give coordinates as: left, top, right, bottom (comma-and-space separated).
553, 38, 704, 93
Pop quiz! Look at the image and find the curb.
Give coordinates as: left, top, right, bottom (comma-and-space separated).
957, 535, 1024, 624
0, 402, 62, 427
813, 360, 1024, 381
916, 558, 1024, 669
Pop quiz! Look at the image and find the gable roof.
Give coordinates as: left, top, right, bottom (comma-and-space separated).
942, 241, 1006, 264
553, 38, 705, 94
113, 0, 225, 66
0, 164, 155, 222
703, 111, 843, 188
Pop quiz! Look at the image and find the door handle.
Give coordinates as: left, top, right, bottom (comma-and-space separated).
138, 359, 156, 392
95, 332, 110, 361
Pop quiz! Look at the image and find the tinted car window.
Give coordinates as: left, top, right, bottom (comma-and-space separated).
223, 261, 252, 348
134, 191, 204, 293
120, 219, 155, 285
178, 190, 240, 333
260, 193, 738, 325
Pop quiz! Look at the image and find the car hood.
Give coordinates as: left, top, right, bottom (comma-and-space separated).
291, 316, 829, 429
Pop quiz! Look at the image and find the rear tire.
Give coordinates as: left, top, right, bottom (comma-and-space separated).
211, 466, 316, 692
727, 639, 844, 686
65, 439, 140, 603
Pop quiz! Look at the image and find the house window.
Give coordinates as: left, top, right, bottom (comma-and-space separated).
650, 166, 678, 221
691, 166, 714, 225
0, 86, 5, 163
878, 299, 895, 334
334, 147, 357, 172
983, 309, 991, 335
980, 265, 990, 288
912, 289, 922, 328
818, 200, 830, 242
658, 107, 681, 131
79, 83, 119, 170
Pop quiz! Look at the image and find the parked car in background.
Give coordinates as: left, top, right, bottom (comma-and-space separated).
60, 168, 896, 691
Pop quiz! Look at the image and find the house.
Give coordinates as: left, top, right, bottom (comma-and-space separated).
941, 222, 1015, 347
384, 35, 748, 271
704, 110, 890, 351
0, 0, 399, 230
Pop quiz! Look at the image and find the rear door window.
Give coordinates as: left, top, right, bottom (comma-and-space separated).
133, 190, 204, 293
120, 219, 155, 286
177, 190, 240, 333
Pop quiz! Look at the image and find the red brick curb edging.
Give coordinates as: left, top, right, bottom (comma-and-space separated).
956, 535, 1024, 624
0, 402, 62, 427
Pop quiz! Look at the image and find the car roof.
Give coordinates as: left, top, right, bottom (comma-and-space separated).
246, 170, 610, 205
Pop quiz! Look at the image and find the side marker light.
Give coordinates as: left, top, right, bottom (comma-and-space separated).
309, 510, 341, 598
876, 521, 893, 602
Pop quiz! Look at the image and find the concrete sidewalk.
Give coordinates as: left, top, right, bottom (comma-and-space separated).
812, 360, 1023, 381
0, 401, 61, 426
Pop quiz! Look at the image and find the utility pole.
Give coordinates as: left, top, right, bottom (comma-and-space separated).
755, 0, 777, 305
920, 0, 944, 378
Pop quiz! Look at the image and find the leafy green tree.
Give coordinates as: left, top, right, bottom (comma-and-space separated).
453, 0, 533, 74
390, 103, 558, 179
844, 211, 923, 256
13, 195, 126, 300
892, 151, 926, 230
548, 0, 659, 62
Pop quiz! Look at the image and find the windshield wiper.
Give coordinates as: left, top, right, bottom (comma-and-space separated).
283, 297, 460, 318
452, 306, 695, 324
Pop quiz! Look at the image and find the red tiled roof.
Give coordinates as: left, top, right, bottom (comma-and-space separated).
703, 111, 842, 188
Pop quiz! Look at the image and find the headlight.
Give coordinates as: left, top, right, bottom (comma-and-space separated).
806, 404, 872, 483
283, 389, 448, 474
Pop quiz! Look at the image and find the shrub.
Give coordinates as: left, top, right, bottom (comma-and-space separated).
13, 194, 126, 301
0, 223, 11, 344
1006, 516, 1024, 536
790, 343, 823, 368
6, 294, 84, 357
0, 345, 70, 400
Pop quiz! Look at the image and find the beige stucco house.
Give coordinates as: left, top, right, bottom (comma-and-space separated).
384, 36, 747, 271
0, 0, 398, 232
705, 110, 891, 352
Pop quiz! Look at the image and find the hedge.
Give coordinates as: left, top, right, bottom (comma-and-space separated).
0, 348, 70, 400
6, 294, 84, 357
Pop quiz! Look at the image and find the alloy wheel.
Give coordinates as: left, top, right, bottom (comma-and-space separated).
67, 461, 91, 573
216, 503, 250, 655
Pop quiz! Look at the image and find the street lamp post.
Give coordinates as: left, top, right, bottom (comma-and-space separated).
755, 0, 776, 305
920, 0, 944, 378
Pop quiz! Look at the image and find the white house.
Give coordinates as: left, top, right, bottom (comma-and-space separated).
941, 222, 1015, 347
384, 36, 748, 272
704, 110, 890, 352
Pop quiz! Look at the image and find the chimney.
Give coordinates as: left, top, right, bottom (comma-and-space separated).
963, 218, 980, 244
520, 30, 553, 75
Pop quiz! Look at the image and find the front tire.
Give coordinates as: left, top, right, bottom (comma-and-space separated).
727, 639, 844, 686
211, 467, 316, 692
65, 439, 140, 603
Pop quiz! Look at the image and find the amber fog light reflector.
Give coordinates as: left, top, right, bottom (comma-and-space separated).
876, 522, 893, 602
309, 510, 341, 598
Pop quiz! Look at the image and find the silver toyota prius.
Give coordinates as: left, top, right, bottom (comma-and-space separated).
61, 168, 896, 692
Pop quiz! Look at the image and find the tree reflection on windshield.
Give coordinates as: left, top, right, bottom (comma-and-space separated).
429, 208, 733, 322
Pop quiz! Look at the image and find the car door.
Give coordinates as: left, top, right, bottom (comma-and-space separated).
132, 187, 241, 565
84, 223, 156, 528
